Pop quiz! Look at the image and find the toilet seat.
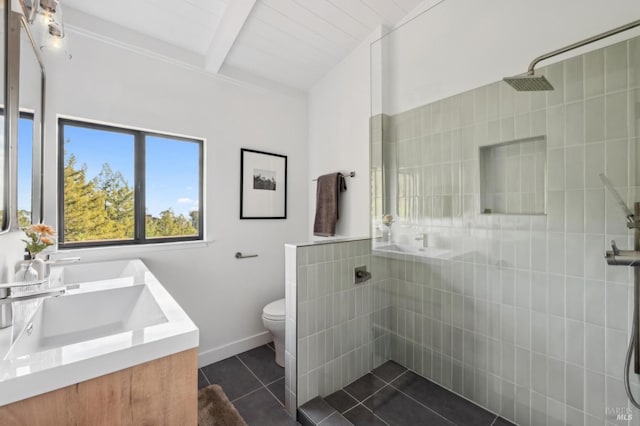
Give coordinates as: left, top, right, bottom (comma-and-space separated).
262, 298, 285, 321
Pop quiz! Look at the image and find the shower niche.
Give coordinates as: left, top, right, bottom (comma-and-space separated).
479, 136, 546, 215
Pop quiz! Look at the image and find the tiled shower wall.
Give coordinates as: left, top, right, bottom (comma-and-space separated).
374, 36, 640, 425
286, 239, 390, 411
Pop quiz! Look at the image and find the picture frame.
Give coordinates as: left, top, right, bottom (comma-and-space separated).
240, 148, 287, 219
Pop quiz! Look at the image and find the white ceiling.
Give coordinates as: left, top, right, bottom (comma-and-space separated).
62, 0, 423, 91
63, 0, 230, 56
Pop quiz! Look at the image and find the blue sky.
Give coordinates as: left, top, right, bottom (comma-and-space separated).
63, 125, 200, 217
18, 117, 33, 214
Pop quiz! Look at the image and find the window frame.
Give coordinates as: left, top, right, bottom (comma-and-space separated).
58, 118, 204, 249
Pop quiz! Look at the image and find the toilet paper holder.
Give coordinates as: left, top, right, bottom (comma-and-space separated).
235, 252, 258, 259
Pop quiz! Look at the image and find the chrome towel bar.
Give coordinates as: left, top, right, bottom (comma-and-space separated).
312, 171, 355, 181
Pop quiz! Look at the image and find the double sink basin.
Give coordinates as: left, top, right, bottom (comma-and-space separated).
0, 259, 198, 406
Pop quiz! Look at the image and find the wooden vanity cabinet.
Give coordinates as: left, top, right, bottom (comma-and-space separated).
0, 348, 198, 425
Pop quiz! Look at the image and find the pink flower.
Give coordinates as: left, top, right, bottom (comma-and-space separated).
40, 237, 54, 246
22, 223, 57, 257
29, 224, 56, 236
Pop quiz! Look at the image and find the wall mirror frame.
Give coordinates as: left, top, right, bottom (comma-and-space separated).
1, 0, 46, 233
0, 0, 7, 231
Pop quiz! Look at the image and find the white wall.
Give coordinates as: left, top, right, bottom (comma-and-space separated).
306, 0, 640, 239
0, 233, 28, 283
385, 0, 640, 114
6, 0, 638, 369
4, 22, 308, 366
307, 30, 383, 241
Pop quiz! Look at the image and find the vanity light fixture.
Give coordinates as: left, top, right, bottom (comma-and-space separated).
24, 0, 71, 59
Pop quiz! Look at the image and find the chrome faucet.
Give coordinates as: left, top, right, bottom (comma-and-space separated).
415, 233, 428, 248
0, 280, 66, 328
43, 254, 80, 279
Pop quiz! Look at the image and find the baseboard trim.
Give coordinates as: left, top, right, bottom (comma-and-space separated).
198, 331, 273, 367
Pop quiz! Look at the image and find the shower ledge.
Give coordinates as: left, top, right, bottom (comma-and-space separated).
373, 242, 461, 262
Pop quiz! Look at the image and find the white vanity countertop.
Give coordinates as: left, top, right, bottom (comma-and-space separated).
0, 259, 199, 406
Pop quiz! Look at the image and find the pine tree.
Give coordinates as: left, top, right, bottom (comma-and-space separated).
18, 210, 31, 228
189, 210, 199, 231
63, 154, 112, 242
93, 164, 134, 239
63, 150, 198, 242
148, 208, 196, 238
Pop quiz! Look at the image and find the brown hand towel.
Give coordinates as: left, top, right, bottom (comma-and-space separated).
313, 172, 347, 237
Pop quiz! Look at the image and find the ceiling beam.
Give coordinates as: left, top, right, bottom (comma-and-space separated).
204, 0, 257, 73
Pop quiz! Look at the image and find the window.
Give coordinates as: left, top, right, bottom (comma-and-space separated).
17, 112, 34, 228
58, 118, 203, 248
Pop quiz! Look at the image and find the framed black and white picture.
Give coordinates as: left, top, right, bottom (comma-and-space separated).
240, 148, 287, 219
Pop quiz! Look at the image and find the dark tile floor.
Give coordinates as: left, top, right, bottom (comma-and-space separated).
199, 343, 298, 425
320, 361, 516, 426
200, 348, 516, 426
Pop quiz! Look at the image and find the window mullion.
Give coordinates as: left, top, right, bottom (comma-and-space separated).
134, 132, 146, 243
57, 122, 66, 244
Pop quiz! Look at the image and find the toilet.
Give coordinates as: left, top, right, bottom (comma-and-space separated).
262, 298, 286, 367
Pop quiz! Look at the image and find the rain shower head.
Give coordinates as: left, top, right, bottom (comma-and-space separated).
503, 74, 554, 91
504, 18, 640, 92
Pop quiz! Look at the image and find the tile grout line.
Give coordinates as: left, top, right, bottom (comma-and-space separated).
263, 383, 287, 409
340, 368, 399, 402
342, 402, 391, 426
231, 386, 264, 404
235, 348, 285, 387
224, 355, 269, 402
199, 367, 212, 386
371, 367, 408, 385
236, 354, 271, 388
264, 376, 285, 387
341, 383, 395, 425
338, 388, 383, 425
407, 364, 500, 417
234, 354, 288, 410
356, 375, 462, 426
382, 371, 459, 426
200, 347, 289, 417
403, 365, 503, 423
299, 406, 335, 426
341, 385, 371, 404
318, 411, 351, 426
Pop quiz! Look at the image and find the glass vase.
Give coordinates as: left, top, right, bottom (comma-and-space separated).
17, 261, 38, 282
383, 224, 392, 243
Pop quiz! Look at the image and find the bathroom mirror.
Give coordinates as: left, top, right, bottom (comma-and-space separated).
3, 3, 45, 232
17, 11, 45, 227
0, 1, 7, 231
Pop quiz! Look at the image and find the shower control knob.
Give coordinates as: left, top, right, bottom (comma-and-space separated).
611, 240, 620, 255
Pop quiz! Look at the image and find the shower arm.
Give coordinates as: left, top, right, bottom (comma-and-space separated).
527, 18, 640, 75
